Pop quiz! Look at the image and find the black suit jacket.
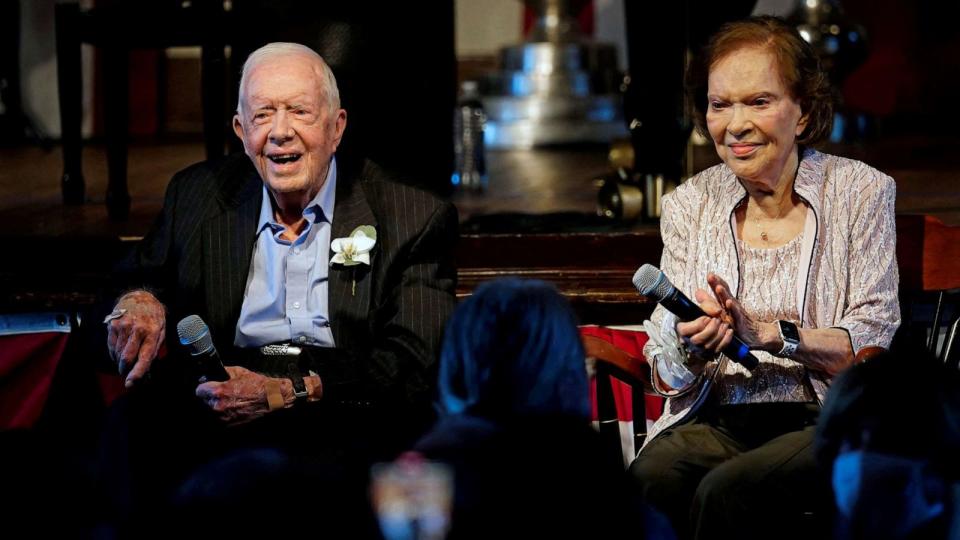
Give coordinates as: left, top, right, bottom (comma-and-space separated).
124, 153, 458, 408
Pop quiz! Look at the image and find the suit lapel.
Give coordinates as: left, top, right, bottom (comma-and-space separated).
329, 160, 377, 348
203, 160, 263, 342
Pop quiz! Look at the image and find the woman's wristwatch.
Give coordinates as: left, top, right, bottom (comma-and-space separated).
776, 320, 801, 358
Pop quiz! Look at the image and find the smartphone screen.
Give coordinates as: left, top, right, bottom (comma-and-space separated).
370, 453, 453, 540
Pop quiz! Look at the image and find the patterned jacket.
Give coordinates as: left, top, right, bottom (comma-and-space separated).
641, 148, 900, 449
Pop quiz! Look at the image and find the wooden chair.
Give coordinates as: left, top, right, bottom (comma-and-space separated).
582, 331, 659, 470
896, 215, 960, 366
940, 318, 960, 369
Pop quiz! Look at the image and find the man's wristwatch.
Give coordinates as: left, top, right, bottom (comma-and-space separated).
776, 320, 801, 358
260, 345, 308, 402
287, 362, 309, 401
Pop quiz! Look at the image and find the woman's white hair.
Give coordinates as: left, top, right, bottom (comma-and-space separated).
237, 42, 340, 115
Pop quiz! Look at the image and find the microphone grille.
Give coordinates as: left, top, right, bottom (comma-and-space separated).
177, 315, 213, 355
632, 264, 674, 301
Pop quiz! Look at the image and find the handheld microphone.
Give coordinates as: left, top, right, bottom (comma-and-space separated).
633, 264, 759, 370
177, 315, 230, 383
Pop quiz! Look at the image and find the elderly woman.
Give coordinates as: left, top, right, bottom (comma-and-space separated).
629, 16, 899, 540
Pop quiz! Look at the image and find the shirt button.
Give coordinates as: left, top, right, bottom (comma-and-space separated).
293, 301, 301, 309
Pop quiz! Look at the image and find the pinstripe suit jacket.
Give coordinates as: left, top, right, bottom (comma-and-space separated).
127, 153, 458, 407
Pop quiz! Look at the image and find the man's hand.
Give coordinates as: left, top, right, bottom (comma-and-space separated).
196, 366, 322, 425
107, 290, 166, 388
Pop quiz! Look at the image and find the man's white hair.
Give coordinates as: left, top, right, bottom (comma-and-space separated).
237, 42, 340, 115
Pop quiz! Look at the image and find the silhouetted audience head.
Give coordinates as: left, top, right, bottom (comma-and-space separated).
415, 278, 675, 539
436, 278, 588, 420
816, 351, 960, 539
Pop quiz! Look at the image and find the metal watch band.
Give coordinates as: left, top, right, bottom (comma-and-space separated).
261, 344, 303, 356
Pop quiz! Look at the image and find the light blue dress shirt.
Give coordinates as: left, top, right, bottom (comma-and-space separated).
234, 158, 337, 348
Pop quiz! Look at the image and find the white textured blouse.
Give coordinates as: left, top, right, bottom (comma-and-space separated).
641, 148, 900, 449
713, 234, 816, 405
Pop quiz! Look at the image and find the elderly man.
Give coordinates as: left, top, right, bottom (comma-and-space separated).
103, 43, 456, 469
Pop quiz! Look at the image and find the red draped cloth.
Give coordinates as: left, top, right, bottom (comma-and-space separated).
0, 332, 69, 429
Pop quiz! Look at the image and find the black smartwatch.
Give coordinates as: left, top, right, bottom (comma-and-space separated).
261, 345, 309, 402
776, 320, 800, 358
287, 362, 309, 401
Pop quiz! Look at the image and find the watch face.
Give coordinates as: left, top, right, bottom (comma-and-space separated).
779, 321, 800, 343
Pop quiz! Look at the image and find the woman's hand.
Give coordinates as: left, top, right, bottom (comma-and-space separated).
706, 273, 777, 349
675, 288, 734, 373
676, 272, 784, 370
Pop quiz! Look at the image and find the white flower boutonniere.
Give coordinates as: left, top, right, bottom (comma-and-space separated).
331, 225, 377, 295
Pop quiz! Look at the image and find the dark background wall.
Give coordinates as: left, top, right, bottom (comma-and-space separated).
226, 0, 457, 194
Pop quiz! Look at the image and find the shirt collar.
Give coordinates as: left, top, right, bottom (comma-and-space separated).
256, 156, 338, 234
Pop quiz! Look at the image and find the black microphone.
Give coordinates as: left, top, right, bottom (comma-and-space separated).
633, 264, 759, 370
177, 315, 230, 383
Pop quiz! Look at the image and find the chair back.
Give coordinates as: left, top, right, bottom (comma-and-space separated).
581, 327, 663, 469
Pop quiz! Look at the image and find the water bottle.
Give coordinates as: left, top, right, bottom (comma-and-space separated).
452, 81, 487, 191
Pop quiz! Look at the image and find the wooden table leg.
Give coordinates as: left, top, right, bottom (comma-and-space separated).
201, 42, 226, 160
55, 3, 85, 205
104, 47, 130, 221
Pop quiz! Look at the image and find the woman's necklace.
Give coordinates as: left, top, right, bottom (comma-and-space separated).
751, 198, 789, 243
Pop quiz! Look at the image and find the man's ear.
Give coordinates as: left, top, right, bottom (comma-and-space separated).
331, 109, 347, 151
232, 114, 244, 141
